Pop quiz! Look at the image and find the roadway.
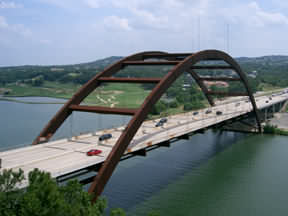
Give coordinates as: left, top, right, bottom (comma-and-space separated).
1, 91, 288, 186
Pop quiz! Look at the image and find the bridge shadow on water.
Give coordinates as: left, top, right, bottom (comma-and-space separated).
97, 130, 251, 211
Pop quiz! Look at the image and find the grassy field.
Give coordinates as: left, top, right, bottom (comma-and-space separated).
2, 82, 80, 99
1, 82, 151, 108
83, 83, 150, 108
259, 83, 282, 92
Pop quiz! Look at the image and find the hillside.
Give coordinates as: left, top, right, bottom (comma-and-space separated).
1, 54, 288, 96
0, 56, 122, 86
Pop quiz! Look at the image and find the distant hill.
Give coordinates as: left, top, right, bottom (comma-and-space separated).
236, 55, 288, 66
1, 54, 288, 88
70, 56, 123, 69
0, 56, 123, 85
1, 54, 288, 72
0, 56, 122, 71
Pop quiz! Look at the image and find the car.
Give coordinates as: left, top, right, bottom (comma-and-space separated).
155, 118, 167, 127
193, 111, 199, 115
216, 111, 222, 115
159, 117, 168, 123
99, 133, 112, 141
205, 109, 212, 114
86, 149, 102, 156
155, 121, 163, 127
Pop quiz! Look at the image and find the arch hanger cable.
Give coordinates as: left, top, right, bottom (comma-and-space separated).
32, 50, 261, 202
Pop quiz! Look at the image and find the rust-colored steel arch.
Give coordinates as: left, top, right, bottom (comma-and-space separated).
32, 51, 167, 145
32, 49, 262, 202
88, 50, 262, 202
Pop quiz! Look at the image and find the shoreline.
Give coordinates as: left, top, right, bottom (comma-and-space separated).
264, 113, 288, 136
0, 95, 67, 104
268, 113, 288, 131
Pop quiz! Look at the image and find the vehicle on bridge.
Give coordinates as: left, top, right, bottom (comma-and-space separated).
87, 149, 102, 156
155, 117, 168, 127
205, 109, 212, 114
216, 111, 222, 115
99, 133, 112, 141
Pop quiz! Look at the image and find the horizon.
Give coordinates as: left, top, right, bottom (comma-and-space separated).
1, 0, 288, 66
1, 52, 288, 68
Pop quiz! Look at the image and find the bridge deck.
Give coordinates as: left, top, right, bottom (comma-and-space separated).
1, 92, 288, 186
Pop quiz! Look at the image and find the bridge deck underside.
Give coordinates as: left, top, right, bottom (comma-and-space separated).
0, 93, 287, 187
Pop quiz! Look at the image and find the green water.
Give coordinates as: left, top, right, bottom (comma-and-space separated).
128, 135, 288, 215
2, 98, 288, 215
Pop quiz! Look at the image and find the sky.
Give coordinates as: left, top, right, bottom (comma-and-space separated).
1, 0, 288, 66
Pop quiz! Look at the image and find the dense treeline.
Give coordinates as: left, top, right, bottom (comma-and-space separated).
239, 55, 288, 88
0, 169, 114, 216
0, 66, 101, 86
0, 56, 122, 86
0, 169, 160, 216
1, 55, 288, 88
1, 55, 287, 111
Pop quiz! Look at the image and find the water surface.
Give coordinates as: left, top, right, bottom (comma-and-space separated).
1, 98, 288, 216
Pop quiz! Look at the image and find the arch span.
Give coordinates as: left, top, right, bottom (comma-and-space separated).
32, 50, 261, 202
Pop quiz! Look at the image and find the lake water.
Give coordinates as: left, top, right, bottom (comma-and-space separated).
1, 97, 288, 215
0, 97, 130, 150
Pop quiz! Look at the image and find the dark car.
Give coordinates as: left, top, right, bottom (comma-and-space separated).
216, 111, 222, 115
193, 111, 199, 115
86, 149, 102, 156
159, 117, 167, 123
99, 133, 112, 141
205, 109, 212, 114
155, 118, 168, 127
155, 121, 163, 127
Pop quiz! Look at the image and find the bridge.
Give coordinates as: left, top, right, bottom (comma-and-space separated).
1, 50, 288, 202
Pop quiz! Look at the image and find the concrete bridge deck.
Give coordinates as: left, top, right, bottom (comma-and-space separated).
1, 92, 288, 186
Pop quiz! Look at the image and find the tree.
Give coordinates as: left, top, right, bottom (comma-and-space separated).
169, 100, 178, 108
149, 100, 167, 115
0, 169, 108, 216
0, 169, 25, 216
31, 75, 44, 86
183, 100, 204, 111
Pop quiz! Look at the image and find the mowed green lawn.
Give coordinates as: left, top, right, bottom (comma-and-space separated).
3, 82, 80, 98
84, 83, 151, 108
2, 82, 151, 108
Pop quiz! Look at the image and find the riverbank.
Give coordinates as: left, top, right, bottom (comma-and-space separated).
264, 113, 288, 135
268, 113, 288, 131
0, 81, 150, 107
0, 96, 66, 104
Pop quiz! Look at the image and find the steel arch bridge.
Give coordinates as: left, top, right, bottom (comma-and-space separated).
33, 50, 262, 202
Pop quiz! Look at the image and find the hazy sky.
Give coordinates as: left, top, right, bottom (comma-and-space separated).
1, 0, 288, 66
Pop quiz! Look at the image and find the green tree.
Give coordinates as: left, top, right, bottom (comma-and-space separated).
0, 169, 109, 216
169, 100, 178, 108
149, 100, 167, 115
110, 208, 126, 216
0, 169, 25, 216
183, 100, 204, 111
